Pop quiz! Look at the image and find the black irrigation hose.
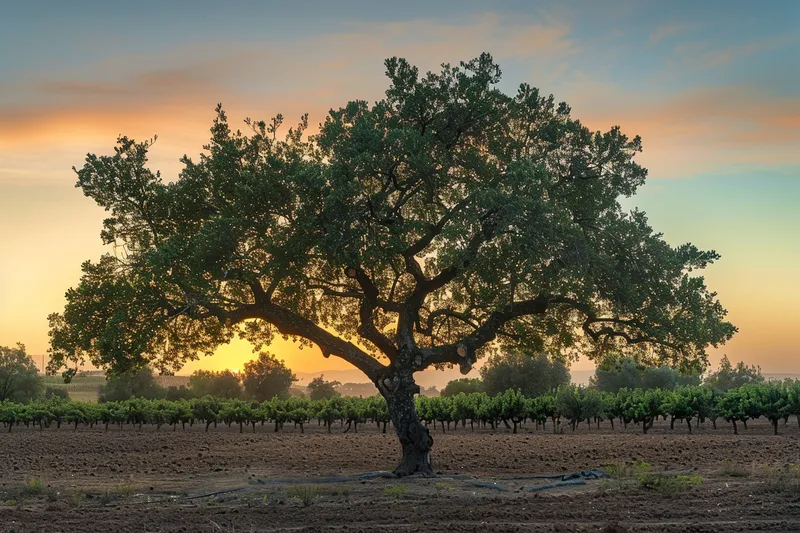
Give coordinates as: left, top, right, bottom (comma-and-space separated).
520, 478, 587, 492
184, 487, 249, 500
505, 469, 612, 481
470, 469, 612, 492
133, 468, 614, 504
251, 471, 398, 485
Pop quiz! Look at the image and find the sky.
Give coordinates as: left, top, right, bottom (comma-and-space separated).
0, 1, 798, 386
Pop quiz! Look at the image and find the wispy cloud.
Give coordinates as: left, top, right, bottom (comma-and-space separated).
650, 23, 687, 44
675, 33, 797, 70
0, 11, 797, 186
0, 12, 577, 154
564, 81, 800, 177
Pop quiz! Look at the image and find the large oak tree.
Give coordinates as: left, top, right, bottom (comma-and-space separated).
49, 54, 736, 475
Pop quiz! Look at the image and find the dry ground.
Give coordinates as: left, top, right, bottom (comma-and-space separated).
1, 418, 799, 532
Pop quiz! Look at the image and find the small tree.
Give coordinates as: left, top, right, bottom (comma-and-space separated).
441, 378, 484, 397
307, 375, 341, 401
480, 351, 569, 397
188, 369, 242, 398
0, 344, 43, 403
240, 352, 296, 401
704, 355, 763, 392
98, 366, 165, 402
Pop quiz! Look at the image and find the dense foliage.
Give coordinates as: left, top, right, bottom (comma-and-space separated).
441, 378, 485, 397
3, 381, 797, 436
0, 344, 44, 403
240, 352, 297, 401
591, 356, 700, 392
307, 376, 341, 401
98, 366, 165, 402
704, 355, 764, 392
479, 351, 570, 397
188, 369, 243, 399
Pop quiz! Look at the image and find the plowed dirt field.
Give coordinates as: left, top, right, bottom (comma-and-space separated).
1, 419, 799, 532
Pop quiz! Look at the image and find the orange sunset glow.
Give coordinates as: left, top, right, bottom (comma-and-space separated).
1, 2, 798, 388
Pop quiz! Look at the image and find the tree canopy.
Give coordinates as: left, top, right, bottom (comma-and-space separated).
48, 53, 736, 475
441, 378, 485, 397
188, 369, 243, 399
704, 355, 763, 392
240, 352, 296, 401
307, 375, 342, 401
480, 350, 570, 397
98, 366, 164, 402
590, 355, 701, 392
0, 343, 43, 403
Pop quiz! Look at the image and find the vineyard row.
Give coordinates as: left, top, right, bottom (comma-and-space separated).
2, 381, 799, 435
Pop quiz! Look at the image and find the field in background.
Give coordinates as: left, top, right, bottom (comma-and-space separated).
43, 373, 191, 402
43, 373, 105, 402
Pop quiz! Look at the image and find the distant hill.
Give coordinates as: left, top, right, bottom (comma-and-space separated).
570, 370, 594, 386
764, 373, 800, 382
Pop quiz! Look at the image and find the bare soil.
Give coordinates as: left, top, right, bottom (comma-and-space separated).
1, 418, 799, 532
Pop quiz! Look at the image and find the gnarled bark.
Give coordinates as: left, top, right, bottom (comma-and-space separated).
379, 370, 434, 477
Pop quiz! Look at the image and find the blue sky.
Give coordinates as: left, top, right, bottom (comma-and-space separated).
0, 1, 798, 380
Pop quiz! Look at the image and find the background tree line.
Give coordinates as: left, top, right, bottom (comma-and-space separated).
0, 342, 769, 408
1, 344, 297, 404
441, 353, 764, 397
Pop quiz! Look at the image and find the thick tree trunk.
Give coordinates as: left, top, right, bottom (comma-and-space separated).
380, 372, 434, 477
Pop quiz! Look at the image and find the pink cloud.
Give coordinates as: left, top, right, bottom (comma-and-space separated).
566, 83, 800, 177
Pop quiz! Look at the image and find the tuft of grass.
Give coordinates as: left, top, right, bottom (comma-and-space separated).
720, 460, 750, 478
760, 464, 800, 495
335, 486, 351, 499
603, 460, 651, 479
286, 485, 320, 507
262, 489, 286, 505
20, 477, 45, 497
116, 483, 136, 498
383, 485, 408, 499
637, 474, 702, 494
66, 489, 86, 507
99, 490, 122, 506
434, 482, 455, 492
598, 463, 700, 496
595, 478, 622, 494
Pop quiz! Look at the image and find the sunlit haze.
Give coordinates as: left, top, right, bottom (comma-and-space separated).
1, 1, 798, 387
